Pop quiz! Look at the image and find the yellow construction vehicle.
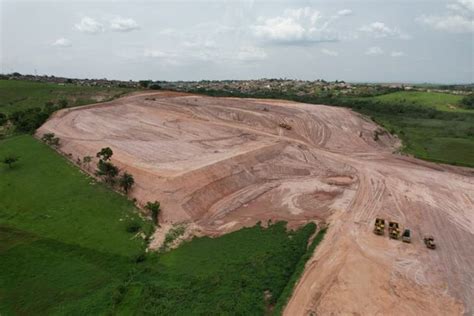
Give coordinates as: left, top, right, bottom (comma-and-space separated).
373, 218, 385, 235
388, 221, 400, 239
424, 236, 436, 249
402, 229, 411, 243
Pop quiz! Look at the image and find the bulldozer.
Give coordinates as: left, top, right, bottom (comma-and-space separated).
388, 221, 400, 240
402, 229, 411, 243
424, 236, 436, 249
373, 218, 385, 235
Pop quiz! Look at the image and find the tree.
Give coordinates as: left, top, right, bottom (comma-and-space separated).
9, 107, 50, 133
41, 133, 60, 147
96, 160, 119, 184
96, 147, 113, 161
58, 99, 68, 108
50, 137, 60, 147
82, 156, 93, 170
145, 201, 161, 225
119, 172, 135, 194
41, 133, 55, 143
0, 113, 6, 125
139, 80, 151, 88
3, 155, 19, 168
460, 94, 474, 110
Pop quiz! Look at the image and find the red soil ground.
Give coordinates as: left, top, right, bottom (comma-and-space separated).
37, 92, 474, 315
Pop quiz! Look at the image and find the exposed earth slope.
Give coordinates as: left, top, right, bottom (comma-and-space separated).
37, 91, 474, 315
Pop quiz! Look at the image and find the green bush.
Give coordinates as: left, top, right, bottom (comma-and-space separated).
126, 221, 141, 233
460, 94, 474, 109
0, 113, 6, 125
9, 107, 51, 133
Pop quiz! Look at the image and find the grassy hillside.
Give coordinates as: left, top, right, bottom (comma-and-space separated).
368, 91, 464, 112
0, 135, 148, 256
0, 135, 150, 314
0, 135, 321, 315
359, 91, 474, 167
0, 80, 134, 114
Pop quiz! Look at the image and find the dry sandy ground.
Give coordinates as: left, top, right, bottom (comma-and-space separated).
37, 91, 474, 315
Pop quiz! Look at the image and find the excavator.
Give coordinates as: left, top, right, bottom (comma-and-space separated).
388, 221, 401, 239
424, 236, 436, 249
373, 218, 385, 235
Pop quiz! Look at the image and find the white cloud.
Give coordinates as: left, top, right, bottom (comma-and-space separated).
74, 17, 104, 34
446, 0, 474, 15
237, 46, 267, 61
109, 16, 140, 32
144, 49, 182, 66
253, 7, 349, 44
390, 51, 406, 57
321, 48, 339, 56
365, 46, 384, 55
359, 22, 410, 39
182, 39, 217, 49
51, 38, 72, 47
337, 9, 352, 17
144, 49, 171, 58
417, 14, 473, 32
417, 0, 474, 33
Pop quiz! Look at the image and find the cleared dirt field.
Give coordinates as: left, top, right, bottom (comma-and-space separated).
37, 91, 474, 315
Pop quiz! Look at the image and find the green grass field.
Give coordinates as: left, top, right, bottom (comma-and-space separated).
0, 135, 150, 314
368, 91, 466, 112
0, 80, 134, 114
116, 222, 320, 315
0, 135, 321, 315
0, 135, 148, 256
359, 91, 474, 167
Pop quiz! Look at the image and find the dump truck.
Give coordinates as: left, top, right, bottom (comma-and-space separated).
388, 221, 400, 239
402, 229, 411, 243
373, 218, 385, 235
424, 236, 436, 249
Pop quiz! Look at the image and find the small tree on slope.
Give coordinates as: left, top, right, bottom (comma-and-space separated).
119, 172, 135, 194
145, 201, 161, 225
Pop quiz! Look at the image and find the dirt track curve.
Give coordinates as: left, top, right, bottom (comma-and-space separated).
37, 91, 474, 315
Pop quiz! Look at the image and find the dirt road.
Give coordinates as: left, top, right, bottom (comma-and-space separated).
37, 92, 474, 315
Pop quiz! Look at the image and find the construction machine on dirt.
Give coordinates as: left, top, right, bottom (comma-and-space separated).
373, 218, 385, 235
424, 236, 436, 249
278, 122, 292, 130
388, 221, 400, 239
402, 229, 411, 243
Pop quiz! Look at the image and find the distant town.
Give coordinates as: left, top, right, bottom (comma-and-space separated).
2, 73, 472, 98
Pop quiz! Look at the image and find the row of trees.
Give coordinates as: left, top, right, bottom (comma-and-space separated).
11, 136, 162, 226
94, 147, 135, 194
94, 147, 162, 224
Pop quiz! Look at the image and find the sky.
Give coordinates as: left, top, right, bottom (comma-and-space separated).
0, 0, 473, 83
